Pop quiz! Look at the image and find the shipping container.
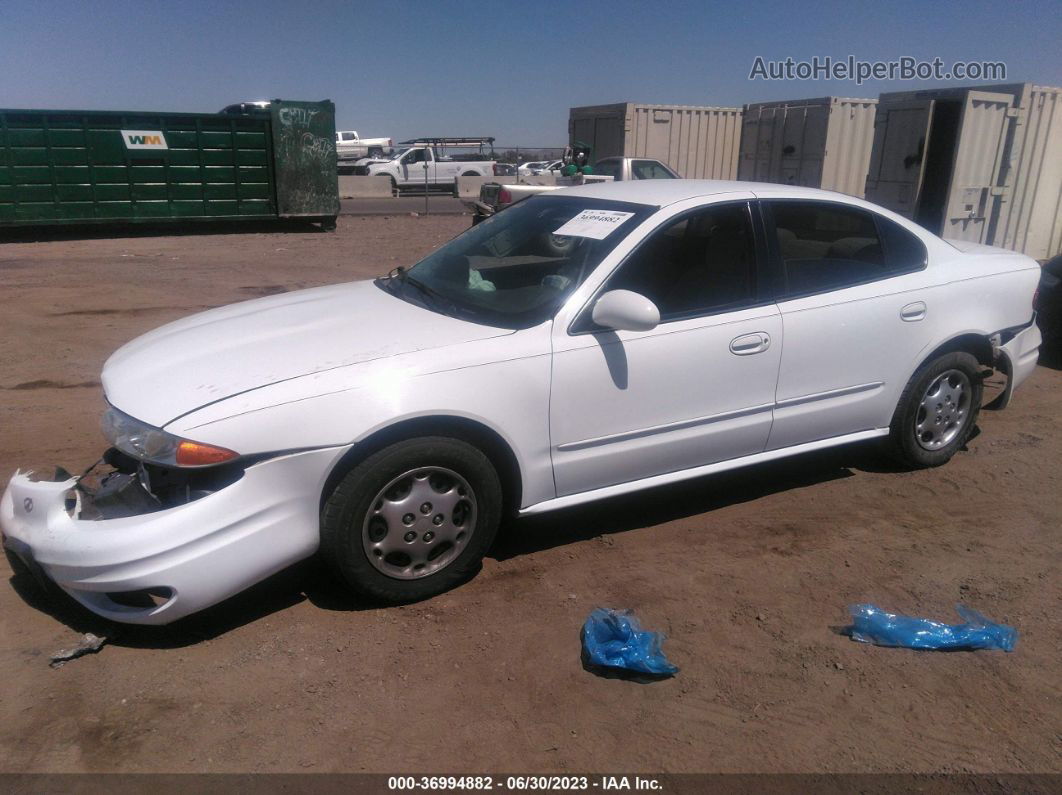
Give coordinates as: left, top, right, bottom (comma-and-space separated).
992, 86, 1062, 260
0, 99, 339, 229
568, 103, 743, 179
865, 83, 1062, 259
738, 96, 877, 197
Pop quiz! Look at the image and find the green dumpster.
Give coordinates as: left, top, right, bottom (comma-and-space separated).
0, 99, 339, 229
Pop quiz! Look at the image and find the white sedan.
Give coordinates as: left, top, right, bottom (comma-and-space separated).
1, 181, 1043, 624
517, 161, 547, 176
531, 159, 564, 175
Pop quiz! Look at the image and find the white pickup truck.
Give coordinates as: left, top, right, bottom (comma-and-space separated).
366, 146, 495, 192
469, 156, 680, 222
336, 131, 393, 164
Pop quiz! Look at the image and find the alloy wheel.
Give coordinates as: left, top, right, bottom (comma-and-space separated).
914, 369, 972, 450
361, 467, 477, 580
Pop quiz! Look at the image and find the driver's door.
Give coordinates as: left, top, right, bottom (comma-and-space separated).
401, 148, 430, 184
549, 197, 782, 497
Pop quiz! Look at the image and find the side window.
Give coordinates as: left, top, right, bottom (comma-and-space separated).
595, 202, 757, 323
631, 160, 674, 179
877, 215, 928, 274
770, 201, 889, 296
593, 159, 620, 179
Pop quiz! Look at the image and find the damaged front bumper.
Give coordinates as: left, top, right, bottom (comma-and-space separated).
1, 445, 349, 625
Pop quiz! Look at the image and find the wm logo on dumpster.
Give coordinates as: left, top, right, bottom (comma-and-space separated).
121, 130, 168, 150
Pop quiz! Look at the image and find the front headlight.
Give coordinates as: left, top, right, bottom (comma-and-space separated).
101, 407, 238, 468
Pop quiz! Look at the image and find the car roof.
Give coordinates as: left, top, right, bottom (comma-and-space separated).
554, 179, 862, 207
548, 179, 956, 255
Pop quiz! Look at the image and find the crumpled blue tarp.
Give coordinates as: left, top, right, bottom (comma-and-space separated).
847, 604, 1017, 652
581, 608, 679, 676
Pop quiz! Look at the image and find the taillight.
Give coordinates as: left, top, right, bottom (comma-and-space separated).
498, 188, 512, 204
176, 440, 239, 467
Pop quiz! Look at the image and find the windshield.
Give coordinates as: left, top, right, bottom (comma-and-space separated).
382, 195, 656, 329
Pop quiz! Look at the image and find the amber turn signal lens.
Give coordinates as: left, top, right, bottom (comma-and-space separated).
175, 440, 238, 467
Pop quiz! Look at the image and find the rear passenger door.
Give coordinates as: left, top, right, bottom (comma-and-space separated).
434, 151, 463, 184
761, 198, 933, 450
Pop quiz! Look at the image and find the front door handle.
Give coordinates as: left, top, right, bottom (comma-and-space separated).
730, 332, 771, 355
901, 301, 927, 322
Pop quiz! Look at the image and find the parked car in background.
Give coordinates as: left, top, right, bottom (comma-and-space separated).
1036, 254, 1062, 344
469, 156, 680, 221
593, 157, 681, 180
531, 159, 564, 175
219, 101, 272, 115
366, 146, 495, 193
351, 155, 391, 174
0, 181, 1041, 624
518, 161, 548, 176
493, 163, 517, 177
336, 130, 393, 166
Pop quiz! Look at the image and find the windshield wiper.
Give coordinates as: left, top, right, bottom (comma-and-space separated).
386, 266, 470, 319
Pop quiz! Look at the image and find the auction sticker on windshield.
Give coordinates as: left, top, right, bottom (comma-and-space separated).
553, 209, 635, 240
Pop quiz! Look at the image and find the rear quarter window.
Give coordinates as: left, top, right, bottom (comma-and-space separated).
876, 215, 928, 274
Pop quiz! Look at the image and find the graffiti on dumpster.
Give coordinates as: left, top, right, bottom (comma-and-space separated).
300, 131, 334, 163
278, 106, 319, 127
272, 102, 338, 216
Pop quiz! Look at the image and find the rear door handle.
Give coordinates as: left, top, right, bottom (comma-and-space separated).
730, 332, 771, 355
901, 301, 927, 322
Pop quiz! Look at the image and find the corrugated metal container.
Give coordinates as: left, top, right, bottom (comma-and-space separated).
865, 83, 1062, 259
738, 96, 877, 197
991, 86, 1062, 260
0, 99, 339, 228
569, 103, 743, 179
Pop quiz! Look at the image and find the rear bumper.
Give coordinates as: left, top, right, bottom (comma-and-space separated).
995, 319, 1042, 408
465, 200, 494, 217
1, 446, 349, 625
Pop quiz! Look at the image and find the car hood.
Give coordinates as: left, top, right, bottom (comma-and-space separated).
102, 280, 513, 428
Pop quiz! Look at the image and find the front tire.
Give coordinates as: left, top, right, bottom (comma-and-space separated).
888, 351, 983, 468
321, 437, 502, 603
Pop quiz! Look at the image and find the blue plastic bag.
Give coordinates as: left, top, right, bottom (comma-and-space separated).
847, 604, 1017, 652
581, 608, 679, 676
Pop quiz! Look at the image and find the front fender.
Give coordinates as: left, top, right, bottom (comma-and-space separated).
165, 328, 556, 508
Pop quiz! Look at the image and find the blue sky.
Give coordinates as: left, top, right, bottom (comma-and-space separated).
2, 0, 1060, 146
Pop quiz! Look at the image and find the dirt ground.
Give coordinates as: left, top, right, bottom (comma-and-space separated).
0, 216, 1058, 775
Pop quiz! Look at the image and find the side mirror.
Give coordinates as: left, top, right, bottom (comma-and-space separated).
591, 290, 660, 332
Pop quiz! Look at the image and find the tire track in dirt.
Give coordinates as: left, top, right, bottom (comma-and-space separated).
5, 380, 100, 391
